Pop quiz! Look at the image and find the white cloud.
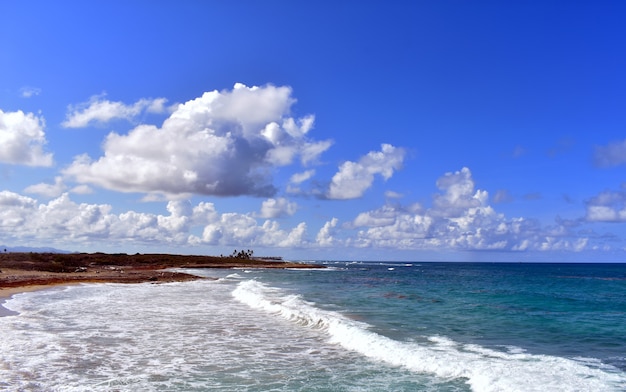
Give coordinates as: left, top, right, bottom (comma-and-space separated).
290, 170, 315, 184
0, 191, 311, 249
353, 205, 402, 227
300, 139, 333, 165
24, 176, 67, 198
432, 167, 486, 217
22, 181, 91, 198
62, 94, 169, 128
63, 84, 332, 198
538, 236, 587, 252
257, 197, 298, 218
316, 218, 339, 246
20, 86, 42, 98
594, 139, 626, 167
327, 143, 406, 200
70, 184, 93, 195
585, 190, 626, 222
384, 190, 404, 199
0, 164, 607, 254
278, 222, 307, 247
194, 211, 308, 248
0, 109, 53, 166
282, 116, 315, 138
350, 167, 589, 252
586, 206, 624, 222
0, 191, 38, 227
0, 192, 112, 242
351, 205, 434, 249
287, 170, 316, 194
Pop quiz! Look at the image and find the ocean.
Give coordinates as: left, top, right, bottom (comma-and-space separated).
1, 261, 625, 391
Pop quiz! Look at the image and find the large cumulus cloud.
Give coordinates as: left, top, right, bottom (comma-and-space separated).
63, 83, 332, 197
0, 109, 53, 166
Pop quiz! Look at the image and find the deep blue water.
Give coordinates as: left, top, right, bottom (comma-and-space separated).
253, 262, 626, 369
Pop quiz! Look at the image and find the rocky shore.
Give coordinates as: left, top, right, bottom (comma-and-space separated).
0, 252, 321, 297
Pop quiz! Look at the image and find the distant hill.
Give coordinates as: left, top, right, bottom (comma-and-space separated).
0, 245, 73, 254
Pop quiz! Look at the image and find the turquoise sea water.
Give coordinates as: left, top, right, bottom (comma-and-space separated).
1, 262, 625, 391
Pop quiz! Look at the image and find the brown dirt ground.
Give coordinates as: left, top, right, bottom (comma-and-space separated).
0, 252, 320, 298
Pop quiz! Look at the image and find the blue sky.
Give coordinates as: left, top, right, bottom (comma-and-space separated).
1, 1, 626, 261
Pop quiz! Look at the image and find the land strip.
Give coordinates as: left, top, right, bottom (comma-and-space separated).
0, 252, 321, 298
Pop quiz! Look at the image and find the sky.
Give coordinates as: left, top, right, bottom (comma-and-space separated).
1, 1, 626, 262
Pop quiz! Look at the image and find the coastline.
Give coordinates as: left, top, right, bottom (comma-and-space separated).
0, 252, 322, 316
0, 267, 205, 316
0, 284, 61, 316
0, 282, 73, 299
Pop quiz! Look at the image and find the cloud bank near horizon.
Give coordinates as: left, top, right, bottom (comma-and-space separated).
0, 167, 598, 254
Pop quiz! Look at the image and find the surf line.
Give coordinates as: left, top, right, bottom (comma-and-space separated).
232, 279, 626, 392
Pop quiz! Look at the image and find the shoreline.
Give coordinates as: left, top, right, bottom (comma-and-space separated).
0, 282, 75, 299
0, 268, 206, 316
0, 252, 323, 316
0, 284, 67, 316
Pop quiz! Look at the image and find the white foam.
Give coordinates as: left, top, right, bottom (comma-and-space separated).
233, 280, 626, 392
2, 280, 414, 391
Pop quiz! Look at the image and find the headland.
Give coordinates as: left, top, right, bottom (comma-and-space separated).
0, 251, 321, 299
